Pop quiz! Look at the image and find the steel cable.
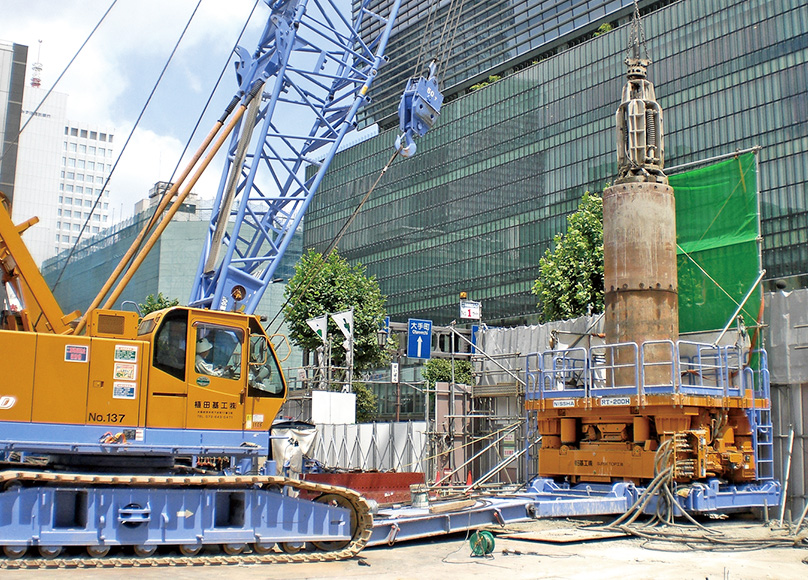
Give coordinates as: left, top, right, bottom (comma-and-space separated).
50, 0, 206, 295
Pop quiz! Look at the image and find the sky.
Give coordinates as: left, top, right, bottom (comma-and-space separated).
0, 0, 291, 221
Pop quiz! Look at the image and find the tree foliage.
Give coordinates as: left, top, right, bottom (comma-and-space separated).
138, 292, 179, 318
532, 191, 604, 323
422, 358, 474, 388
282, 249, 388, 371
470, 74, 501, 91
593, 22, 613, 37
352, 382, 378, 423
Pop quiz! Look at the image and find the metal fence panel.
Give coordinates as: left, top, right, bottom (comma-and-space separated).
311, 422, 426, 472
771, 383, 807, 521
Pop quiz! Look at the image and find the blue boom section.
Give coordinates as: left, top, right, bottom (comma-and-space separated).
189, 0, 403, 313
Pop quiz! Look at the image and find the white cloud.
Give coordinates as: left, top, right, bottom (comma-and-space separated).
2, 0, 261, 218
105, 124, 228, 221
3, 0, 362, 223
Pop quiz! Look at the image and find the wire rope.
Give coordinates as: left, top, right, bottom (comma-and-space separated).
120, 0, 262, 298
0, 0, 120, 165
412, 0, 440, 78
50, 0, 205, 294
412, 0, 468, 84
265, 146, 401, 334
626, 0, 649, 61
435, 0, 469, 86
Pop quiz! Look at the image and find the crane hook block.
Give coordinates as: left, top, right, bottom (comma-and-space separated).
395, 66, 443, 157
395, 131, 417, 157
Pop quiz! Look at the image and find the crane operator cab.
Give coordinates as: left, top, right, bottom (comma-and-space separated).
140, 306, 286, 432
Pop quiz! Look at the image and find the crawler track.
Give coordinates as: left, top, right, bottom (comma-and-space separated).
0, 470, 373, 569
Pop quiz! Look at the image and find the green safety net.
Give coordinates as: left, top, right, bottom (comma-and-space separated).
671, 152, 761, 334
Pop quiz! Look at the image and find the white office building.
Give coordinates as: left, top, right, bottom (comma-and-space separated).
56, 121, 115, 256
5, 59, 115, 266
10, 86, 67, 266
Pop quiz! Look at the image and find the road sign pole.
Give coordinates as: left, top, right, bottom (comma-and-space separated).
392, 357, 400, 422
348, 307, 354, 391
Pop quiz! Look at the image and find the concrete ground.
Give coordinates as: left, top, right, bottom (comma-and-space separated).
4, 518, 807, 580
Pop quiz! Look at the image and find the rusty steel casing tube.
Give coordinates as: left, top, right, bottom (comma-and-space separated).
604, 15, 678, 388
603, 180, 678, 386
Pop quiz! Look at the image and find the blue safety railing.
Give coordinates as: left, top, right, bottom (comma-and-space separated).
589, 342, 641, 397
677, 341, 745, 397
639, 339, 676, 394
525, 339, 761, 402
745, 349, 774, 480
525, 347, 589, 400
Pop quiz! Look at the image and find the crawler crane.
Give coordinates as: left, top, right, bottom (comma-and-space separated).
0, 0, 442, 566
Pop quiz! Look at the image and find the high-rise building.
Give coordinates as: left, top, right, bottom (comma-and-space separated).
0, 41, 26, 207
11, 86, 67, 265
309, 0, 808, 325
1, 40, 116, 266
55, 121, 115, 256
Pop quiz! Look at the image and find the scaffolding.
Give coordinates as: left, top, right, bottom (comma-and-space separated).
457, 315, 606, 490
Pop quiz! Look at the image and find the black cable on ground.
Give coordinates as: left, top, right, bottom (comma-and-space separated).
590, 438, 807, 552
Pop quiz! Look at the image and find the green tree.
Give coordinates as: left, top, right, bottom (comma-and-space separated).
138, 292, 179, 318
423, 358, 473, 388
470, 74, 501, 91
352, 382, 378, 423
282, 248, 388, 371
593, 22, 613, 37
532, 190, 604, 323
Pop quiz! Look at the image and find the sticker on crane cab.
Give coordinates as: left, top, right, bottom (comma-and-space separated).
0, 396, 16, 409
114, 345, 138, 362
246, 413, 265, 429
112, 382, 136, 399
599, 397, 631, 406
114, 363, 136, 380
65, 345, 89, 362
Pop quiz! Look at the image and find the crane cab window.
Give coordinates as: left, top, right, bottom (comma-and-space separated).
153, 313, 188, 380
248, 335, 284, 397
194, 323, 243, 380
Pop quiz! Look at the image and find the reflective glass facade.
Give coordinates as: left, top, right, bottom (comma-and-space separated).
357, 0, 643, 127
0, 42, 26, 206
309, 0, 808, 325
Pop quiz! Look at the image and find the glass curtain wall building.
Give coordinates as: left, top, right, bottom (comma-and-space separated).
307, 0, 808, 325
357, 0, 646, 128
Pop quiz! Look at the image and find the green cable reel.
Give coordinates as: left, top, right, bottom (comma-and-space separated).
469, 530, 495, 556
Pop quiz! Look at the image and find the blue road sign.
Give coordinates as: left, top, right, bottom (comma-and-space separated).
407, 318, 432, 359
